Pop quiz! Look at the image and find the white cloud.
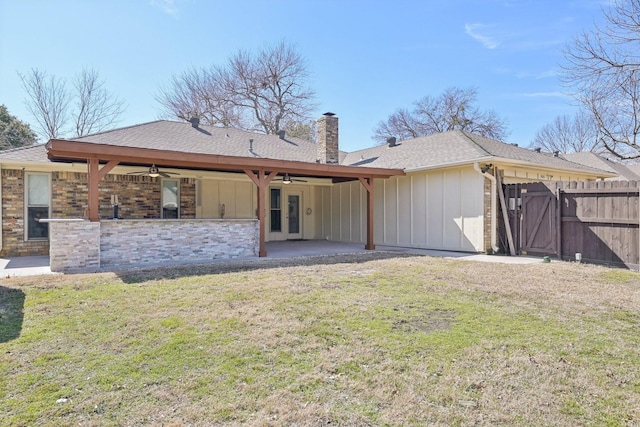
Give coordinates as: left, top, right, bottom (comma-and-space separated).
465, 23, 500, 49
150, 0, 178, 16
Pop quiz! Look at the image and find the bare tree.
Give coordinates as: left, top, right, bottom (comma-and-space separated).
156, 67, 241, 127
562, 0, 640, 160
530, 111, 601, 154
373, 87, 509, 143
19, 68, 124, 140
73, 68, 125, 137
156, 41, 317, 134
19, 68, 70, 140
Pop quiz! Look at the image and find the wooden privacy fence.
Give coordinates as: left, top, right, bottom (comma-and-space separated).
502, 181, 640, 270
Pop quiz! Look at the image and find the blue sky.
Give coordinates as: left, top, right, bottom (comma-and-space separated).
0, 0, 608, 151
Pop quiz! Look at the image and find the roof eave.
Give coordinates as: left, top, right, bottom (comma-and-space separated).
403, 157, 495, 173
403, 155, 618, 179
489, 156, 619, 178
46, 139, 405, 179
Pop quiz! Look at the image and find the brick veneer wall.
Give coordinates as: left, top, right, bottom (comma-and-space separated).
48, 218, 259, 272
1, 169, 198, 257
483, 175, 493, 253
1, 169, 48, 257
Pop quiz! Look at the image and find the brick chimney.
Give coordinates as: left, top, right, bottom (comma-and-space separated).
317, 112, 339, 164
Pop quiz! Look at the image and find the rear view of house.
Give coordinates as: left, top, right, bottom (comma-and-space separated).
0, 114, 615, 272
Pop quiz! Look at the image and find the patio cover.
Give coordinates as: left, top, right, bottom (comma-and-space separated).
45, 139, 405, 256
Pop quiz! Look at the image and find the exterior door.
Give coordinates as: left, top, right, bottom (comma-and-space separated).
286, 191, 302, 239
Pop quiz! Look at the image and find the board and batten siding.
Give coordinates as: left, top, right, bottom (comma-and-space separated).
320, 167, 486, 252
196, 180, 256, 219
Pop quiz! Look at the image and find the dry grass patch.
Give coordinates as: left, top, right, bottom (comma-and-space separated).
1, 254, 639, 426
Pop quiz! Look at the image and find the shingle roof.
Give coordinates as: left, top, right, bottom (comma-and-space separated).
561, 152, 640, 181
0, 122, 614, 177
73, 120, 321, 163
342, 130, 609, 174
0, 144, 49, 162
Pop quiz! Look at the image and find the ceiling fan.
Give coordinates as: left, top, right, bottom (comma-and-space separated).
273, 173, 307, 184
126, 164, 180, 178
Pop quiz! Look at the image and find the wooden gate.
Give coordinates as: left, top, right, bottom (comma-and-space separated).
521, 188, 557, 256
502, 181, 640, 270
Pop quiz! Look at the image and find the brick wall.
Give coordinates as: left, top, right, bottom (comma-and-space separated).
1, 169, 200, 257
483, 174, 493, 253
180, 179, 196, 219
48, 218, 259, 272
1, 169, 48, 257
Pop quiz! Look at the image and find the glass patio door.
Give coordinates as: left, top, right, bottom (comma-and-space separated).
286, 192, 302, 239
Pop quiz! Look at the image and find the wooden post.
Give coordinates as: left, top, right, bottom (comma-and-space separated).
359, 176, 375, 250
87, 159, 100, 222
87, 158, 119, 222
244, 169, 278, 257
496, 171, 516, 256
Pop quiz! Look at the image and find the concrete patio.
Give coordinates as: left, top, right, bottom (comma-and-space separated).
0, 240, 542, 278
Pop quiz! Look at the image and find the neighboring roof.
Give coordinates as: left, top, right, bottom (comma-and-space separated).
342, 130, 611, 175
72, 120, 323, 163
0, 144, 49, 163
562, 152, 640, 181
626, 163, 640, 177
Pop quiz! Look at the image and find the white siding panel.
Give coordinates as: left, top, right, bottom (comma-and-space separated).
426, 173, 444, 248
321, 187, 331, 240
235, 182, 253, 218
397, 175, 412, 246
384, 178, 398, 244
374, 179, 385, 244
411, 175, 427, 247
461, 169, 484, 251
350, 182, 363, 242
443, 170, 463, 249
330, 185, 341, 240
340, 184, 351, 240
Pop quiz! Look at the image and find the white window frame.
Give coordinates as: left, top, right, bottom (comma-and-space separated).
24, 172, 51, 241
269, 187, 282, 232
162, 178, 180, 219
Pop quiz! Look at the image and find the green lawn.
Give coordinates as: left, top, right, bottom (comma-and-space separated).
1, 255, 639, 426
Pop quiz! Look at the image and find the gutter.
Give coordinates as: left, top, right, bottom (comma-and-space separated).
473, 162, 498, 253
404, 156, 617, 179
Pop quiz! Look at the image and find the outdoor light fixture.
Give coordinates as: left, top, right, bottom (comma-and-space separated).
148, 165, 160, 178
282, 173, 292, 184
480, 163, 493, 174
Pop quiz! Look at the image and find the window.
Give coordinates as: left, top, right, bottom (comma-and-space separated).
270, 188, 282, 232
162, 179, 179, 219
25, 172, 50, 240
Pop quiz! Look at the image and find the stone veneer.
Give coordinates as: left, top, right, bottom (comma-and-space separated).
48, 219, 100, 273
1, 168, 197, 257
316, 113, 339, 164
48, 218, 259, 273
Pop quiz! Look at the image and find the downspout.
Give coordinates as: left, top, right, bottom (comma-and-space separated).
473, 162, 498, 253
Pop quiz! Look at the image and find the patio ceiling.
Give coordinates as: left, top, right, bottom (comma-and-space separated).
46, 139, 405, 257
